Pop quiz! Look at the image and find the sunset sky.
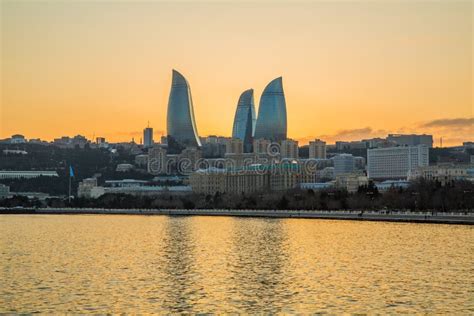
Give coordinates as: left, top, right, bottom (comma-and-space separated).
1, 0, 473, 146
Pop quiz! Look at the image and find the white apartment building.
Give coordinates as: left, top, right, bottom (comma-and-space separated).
367, 145, 429, 180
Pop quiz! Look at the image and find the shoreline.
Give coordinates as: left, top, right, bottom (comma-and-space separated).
1, 208, 473, 225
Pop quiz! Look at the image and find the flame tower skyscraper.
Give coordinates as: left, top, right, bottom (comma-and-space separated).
166, 69, 201, 148
232, 89, 256, 152
254, 77, 287, 142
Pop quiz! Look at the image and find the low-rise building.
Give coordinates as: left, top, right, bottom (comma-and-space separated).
96, 137, 109, 149
77, 178, 98, 198
28, 139, 49, 146
463, 142, 474, 149
335, 141, 367, 150
0, 171, 59, 179
335, 173, 369, 193
190, 163, 315, 195
375, 180, 410, 192
299, 182, 334, 191
10, 134, 26, 144
387, 134, 433, 148
0, 184, 10, 199
77, 177, 191, 198
100, 185, 192, 197
53, 136, 72, 148
116, 164, 134, 172
409, 164, 472, 185
134, 154, 149, 167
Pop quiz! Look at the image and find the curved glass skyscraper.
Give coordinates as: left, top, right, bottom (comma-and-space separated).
167, 69, 201, 148
232, 89, 256, 152
254, 77, 287, 141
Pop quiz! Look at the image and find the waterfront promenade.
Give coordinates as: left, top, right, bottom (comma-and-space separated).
1, 207, 473, 224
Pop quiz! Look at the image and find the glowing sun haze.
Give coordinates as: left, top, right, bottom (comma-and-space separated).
1, 1, 473, 146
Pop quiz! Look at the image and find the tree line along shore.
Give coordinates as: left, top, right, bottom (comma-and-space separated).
1, 179, 473, 212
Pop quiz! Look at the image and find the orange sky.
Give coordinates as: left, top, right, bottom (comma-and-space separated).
1, 1, 473, 146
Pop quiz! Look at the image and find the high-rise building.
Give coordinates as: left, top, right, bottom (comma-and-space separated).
354, 156, 366, 169
253, 138, 271, 155
280, 139, 299, 159
367, 145, 429, 180
309, 139, 326, 159
143, 127, 153, 148
166, 69, 201, 148
232, 89, 256, 153
387, 134, 433, 148
254, 77, 287, 141
226, 138, 244, 155
332, 154, 356, 175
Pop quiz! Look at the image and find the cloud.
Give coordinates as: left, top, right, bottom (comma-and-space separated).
295, 117, 473, 147
330, 127, 374, 138
297, 127, 389, 144
421, 118, 474, 128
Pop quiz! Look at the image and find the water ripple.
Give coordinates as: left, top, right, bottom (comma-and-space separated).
0, 215, 473, 313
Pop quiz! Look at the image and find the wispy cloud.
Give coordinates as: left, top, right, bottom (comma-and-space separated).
296, 118, 473, 146
420, 118, 473, 128
297, 127, 389, 144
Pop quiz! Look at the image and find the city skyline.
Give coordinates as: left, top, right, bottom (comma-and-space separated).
1, 2, 473, 315
1, 1, 473, 146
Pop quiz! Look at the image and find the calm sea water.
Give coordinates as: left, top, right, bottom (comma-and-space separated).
1, 215, 473, 313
